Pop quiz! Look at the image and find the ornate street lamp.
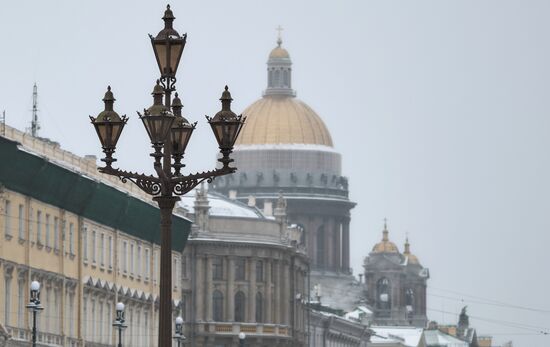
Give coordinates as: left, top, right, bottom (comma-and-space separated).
89, 87, 128, 167
89, 5, 245, 347
26, 281, 43, 347
173, 316, 186, 346
149, 5, 186, 80
112, 302, 127, 347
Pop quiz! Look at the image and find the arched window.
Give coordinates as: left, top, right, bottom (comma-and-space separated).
283, 70, 289, 87
234, 291, 246, 322
268, 70, 273, 87
255, 292, 263, 323
405, 288, 414, 307
213, 290, 224, 321
256, 261, 264, 282
316, 226, 325, 267
377, 277, 391, 310
274, 70, 281, 87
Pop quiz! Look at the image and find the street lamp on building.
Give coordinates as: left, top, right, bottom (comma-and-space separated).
112, 302, 127, 347
238, 332, 246, 347
26, 280, 43, 347
89, 5, 245, 347
173, 316, 186, 346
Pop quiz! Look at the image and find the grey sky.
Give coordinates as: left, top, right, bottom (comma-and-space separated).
1, 1, 549, 346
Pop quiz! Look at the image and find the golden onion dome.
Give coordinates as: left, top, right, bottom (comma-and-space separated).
235, 96, 333, 146
403, 238, 421, 265
372, 223, 400, 254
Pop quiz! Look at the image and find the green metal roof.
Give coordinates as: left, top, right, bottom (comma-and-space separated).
0, 136, 190, 251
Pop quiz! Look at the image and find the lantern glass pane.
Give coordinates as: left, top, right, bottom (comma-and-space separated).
98, 123, 109, 147
154, 42, 168, 74
170, 41, 184, 74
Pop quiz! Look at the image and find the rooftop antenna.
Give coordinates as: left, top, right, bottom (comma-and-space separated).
30, 83, 40, 137
1, 110, 5, 136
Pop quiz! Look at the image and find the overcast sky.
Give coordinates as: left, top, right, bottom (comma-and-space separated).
1, 1, 549, 346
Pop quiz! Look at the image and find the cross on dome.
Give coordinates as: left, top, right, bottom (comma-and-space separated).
276, 25, 284, 46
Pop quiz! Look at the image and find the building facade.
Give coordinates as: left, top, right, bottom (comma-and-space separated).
178, 187, 309, 347
364, 223, 429, 327
0, 125, 190, 346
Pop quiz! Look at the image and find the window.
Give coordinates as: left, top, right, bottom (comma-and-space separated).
4, 276, 11, 325
256, 292, 263, 323
406, 288, 414, 306
45, 214, 50, 247
98, 301, 104, 340
173, 258, 178, 288
212, 257, 223, 280
17, 279, 24, 327
28, 207, 33, 240
235, 258, 246, 281
145, 248, 150, 279
256, 260, 264, 282
182, 255, 187, 279
377, 277, 391, 310
144, 311, 148, 344
83, 227, 88, 260
69, 223, 74, 254
234, 291, 246, 322
108, 236, 113, 268
213, 290, 224, 321
53, 217, 59, 250
36, 210, 42, 244
271, 262, 275, 283
153, 249, 159, 283
274, 70, 281, 86
283, 70, 289, 87
18, 204, 24, 239
100, 233, 105, 266
137, 245, 141, 276
316, 226, 325, 267
92, 230, 97, 263
4, 200, 11, 238
130, 243, 134, 274
69, 293, 75, 336
122, 241, 128, 273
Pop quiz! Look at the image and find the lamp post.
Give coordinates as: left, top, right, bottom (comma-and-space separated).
112, 302, 127, 347
238, 332, 246, 347
26, 280, 43, 347
89, 5, 245, 347
174, 316, 186, 346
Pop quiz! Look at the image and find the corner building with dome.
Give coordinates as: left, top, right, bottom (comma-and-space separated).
364, 223, 429, 327
211, 37, 355, 276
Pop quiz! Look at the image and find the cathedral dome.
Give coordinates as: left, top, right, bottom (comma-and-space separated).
236, 97, 333, 146
235, 36, 333, 147
372, 223, 400, 254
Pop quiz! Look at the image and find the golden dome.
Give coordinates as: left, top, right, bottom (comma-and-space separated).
269, 46, 290, 59
235, 96, 333, 146
269, 36, 290, 59
372, 224, 400, 254
403, 238, 421, 265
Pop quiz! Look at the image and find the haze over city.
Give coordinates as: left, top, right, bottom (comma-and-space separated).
1, 1, 549, 346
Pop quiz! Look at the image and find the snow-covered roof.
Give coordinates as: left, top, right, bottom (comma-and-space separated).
423, 330, 468, 347
344, 305, 373, 322
179, 190, 264, 219
370, 326, 424, 347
